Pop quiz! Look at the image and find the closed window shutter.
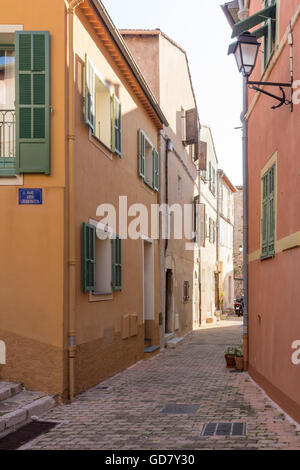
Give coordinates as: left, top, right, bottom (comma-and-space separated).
112, 236, 122, 292
82, 223, 96, 293
112, 95, 122, 157
153, 148, 159, 191
85, 55, 95, 132
138, 129, 145, 179
15, 31, 50, 174
209, 162, 212, 191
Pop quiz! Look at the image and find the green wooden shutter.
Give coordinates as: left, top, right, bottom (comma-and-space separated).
209, 162, 212, 192
261, 166, 275, 258
112, 236, 122, 292
138, 129, 145, 179
153, 148, 159, 191
82, 223, 96, 293
111, 95, 122, 157
85, 55, 95, 132
15, 31, 50, 174
231, 3, 276, 38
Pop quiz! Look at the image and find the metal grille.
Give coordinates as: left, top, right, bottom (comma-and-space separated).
202, 422, 246, 437
0, 109, 16, 172
162, 404, 199, 415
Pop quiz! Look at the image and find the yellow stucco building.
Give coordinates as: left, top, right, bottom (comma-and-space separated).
0, 0, 167, 400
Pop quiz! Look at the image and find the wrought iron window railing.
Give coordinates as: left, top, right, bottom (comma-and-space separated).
0, 110, 16, 175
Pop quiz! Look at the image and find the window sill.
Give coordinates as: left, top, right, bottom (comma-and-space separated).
260, 253, 275, 261
0, 174, 23, 186
89, 292, 113, 302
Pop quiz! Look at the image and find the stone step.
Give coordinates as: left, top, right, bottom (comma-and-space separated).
0, 382, 24, 402
166, 337, 184, 349
0, 387, 57, 439
164, 332, 176, 347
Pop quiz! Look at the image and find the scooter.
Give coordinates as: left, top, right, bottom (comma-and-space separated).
234, 296, 244, 317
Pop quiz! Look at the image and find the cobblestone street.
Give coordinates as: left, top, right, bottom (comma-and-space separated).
23, 322, 300, 450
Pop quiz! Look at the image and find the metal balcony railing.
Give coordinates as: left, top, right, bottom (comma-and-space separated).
0, 110, 16, 174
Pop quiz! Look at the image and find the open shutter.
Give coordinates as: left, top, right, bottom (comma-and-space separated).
112, 236, 122, 292
198, 141, 207, 171
231, 3, 276, 38
15, 31, 50, 174
153, 148, 159, 192
199, 203, 206, 247
185, 108, 198, 145
138, 129, 145, 179
268, 166, 275, 255
82, 223, 95, 293
85, 55, 95, 132
112, 94, 122, 157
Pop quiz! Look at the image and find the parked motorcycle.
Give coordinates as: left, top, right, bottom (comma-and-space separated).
234, 296, 244, 317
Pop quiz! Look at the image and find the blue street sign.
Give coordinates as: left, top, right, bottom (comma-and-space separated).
19, 188, 43, 205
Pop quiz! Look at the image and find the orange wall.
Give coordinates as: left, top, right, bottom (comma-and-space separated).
248, 0, 300, 422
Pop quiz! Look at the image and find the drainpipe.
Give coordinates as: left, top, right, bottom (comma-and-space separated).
238, 0, 249, 21
164, 138, 170, 253
67, 0, 84, 403
242, 76, 249, 371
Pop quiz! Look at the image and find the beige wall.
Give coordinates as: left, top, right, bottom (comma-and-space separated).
199, 126, 218, 323
73, 11, 161, 392
218, 176, 235, 309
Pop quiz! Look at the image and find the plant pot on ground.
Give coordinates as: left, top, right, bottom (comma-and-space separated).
224, 346, 236, 369
234, 346, 244, 371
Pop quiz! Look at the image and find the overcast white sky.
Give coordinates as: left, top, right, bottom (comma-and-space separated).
102, 0, 243, 186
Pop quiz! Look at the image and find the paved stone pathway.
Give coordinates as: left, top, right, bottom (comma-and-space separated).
23, 323, 300, 450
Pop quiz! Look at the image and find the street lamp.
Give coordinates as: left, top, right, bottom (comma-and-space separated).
228, 31, 293, 111
229, 31, 260, 77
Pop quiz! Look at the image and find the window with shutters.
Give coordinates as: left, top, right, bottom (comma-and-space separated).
16, 31, 50, 174
1, 30, 50, 175
82, 222, 122, 295
138, 129, 159, 191
261, 164, 275, 259
0, 41, 15, 175
85, 56, 122, 156
262, 0, 277, 69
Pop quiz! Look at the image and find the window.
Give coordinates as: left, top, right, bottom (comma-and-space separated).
183, 281, 190, 303
82, 222, 122, 294
85, 55, 122, 156
0, 44, 15, 175
138, 129, 159, 191
0, 31, 50, 176
261, 165, 275, 259
262, 1, 277, 69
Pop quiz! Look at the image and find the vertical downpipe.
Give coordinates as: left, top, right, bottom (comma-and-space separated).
67, 0, 84, 403
242, 76, 249, 371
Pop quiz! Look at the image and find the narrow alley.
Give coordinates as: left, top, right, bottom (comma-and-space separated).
20, 321, 300, 451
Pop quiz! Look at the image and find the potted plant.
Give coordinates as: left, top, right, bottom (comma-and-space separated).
234, 345, 244, 371
224, 346, 236, 368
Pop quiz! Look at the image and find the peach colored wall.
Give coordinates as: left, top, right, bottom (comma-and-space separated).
72, 11, 160, 390
247, 0, 300, 422
0, 0, 67, 394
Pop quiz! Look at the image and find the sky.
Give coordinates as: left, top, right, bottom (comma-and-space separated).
102, 0, 243, 186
